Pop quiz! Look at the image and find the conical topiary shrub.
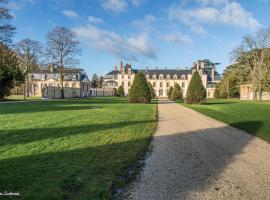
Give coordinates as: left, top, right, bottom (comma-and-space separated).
171, 83, 183, 100
186, 71, 206, 104
148, 82, 156, 98
128, 72, 151, 103
117, 85, 125, 97
167, 86, 173, 99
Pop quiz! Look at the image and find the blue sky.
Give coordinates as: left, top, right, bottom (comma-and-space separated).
10, 0, 270, 77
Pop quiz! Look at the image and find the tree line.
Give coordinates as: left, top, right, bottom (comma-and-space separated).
215, 27, 270, 100
0, 0, 81, 100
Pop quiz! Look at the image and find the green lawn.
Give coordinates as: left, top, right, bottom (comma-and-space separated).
181, 99, 270, 142
0, 97, 157, 199
6, 95, 42, 101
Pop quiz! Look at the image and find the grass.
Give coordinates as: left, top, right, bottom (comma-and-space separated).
180, 99, 270, 142
0, 97, 157, 200
6, 95, 42, 101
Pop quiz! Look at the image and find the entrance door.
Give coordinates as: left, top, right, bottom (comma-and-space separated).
159, 89, 163, 96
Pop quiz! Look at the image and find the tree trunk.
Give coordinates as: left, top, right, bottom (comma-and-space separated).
59, 65, 64, 98
23, 81, 26, 100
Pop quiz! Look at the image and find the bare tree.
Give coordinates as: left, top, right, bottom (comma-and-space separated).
232, 28, 270, 100
0, 0, 16, 44
46, 26, 81, 98
15, 39, 43, 99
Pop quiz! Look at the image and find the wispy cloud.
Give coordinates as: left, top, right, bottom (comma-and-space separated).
101, 0, 128, 13
73, 23, 156, 61
62, 10, 79, 19
88, 16, 104, 24
169, 1, 262, 35
163, 31, 193, 45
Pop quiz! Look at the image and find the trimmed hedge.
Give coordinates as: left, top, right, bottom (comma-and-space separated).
171, 83, 183, 100
185, 71, 206, 104
117, 85, 125, 97
128, 72, 151, 104
148, 82, 156, 98
167, 86, 173, 99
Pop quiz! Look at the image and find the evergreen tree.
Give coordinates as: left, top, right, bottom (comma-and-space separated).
148, 82, 156, 98
128, 72, 151, 103
167, 86, 173, 99
117, 85, 125, 97
171, 83, 183, 100
97, 75, 104, 88
0, 43, 22, 100
186, 71, 206, 104
91, 73, 98, 88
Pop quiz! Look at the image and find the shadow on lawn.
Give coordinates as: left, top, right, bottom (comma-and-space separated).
0, 124, 262, 200
203, 101, 238, 105
0, 120, 155, 146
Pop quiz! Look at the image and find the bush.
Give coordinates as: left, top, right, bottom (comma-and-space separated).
186, 71, 206, 104
148, 82, 156, 98
171, 83, 183, 100
167, 86, 173, 99
117, 85, 125, 97
128, 72, 151, 104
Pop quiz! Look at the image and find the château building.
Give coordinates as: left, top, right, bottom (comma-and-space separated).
104, 60, 221, 98
28, 65, 91, 97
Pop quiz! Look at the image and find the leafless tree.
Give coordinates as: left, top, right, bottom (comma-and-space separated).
232, 27, 270, 100
0, 0, 16, 44
46, 26, 81, 98
15, 38, 43, 99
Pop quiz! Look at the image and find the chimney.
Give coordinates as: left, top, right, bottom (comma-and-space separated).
146, 66, 148, 72
120, 61, 123, 73
114, 64, 117, 71
156, 66, 158, 70
212, 65, 215, 81
177, 67, 180, 71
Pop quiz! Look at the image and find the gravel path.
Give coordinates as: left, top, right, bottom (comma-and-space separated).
123, 99, 270, 200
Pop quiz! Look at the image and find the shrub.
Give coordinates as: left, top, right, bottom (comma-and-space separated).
128, 72, 151, 104
171, 83, 183, 100
185, 71, 206, 104
167, 86, 173, 99
148, 82, 156, 98
117, 85, 125, 97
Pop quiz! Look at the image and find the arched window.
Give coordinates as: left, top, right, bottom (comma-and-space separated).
166, 75, 170, 79
152, 75, 156, 79
173, 75, 177, 80
159, 74, 164, 80
181, 75, 186, 80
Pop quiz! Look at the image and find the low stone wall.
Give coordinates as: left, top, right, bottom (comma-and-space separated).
42, 87, 115, 99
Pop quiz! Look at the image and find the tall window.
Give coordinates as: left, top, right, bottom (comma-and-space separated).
159, 75, 164, 80
153, 82, 156, 87
166, 75, 170, 79
128, 82, 131, 87
152, 75, 156, 79
182, 82, 185, 88
167, 82, 170, 87
160, 82, 163, 87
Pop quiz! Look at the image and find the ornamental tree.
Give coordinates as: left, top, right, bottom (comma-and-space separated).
171, 83, 183, 100
185, 71, 206, 104
128, 72, 151, 103
117, 85, 125, 97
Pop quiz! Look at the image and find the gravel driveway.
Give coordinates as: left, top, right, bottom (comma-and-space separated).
122, 99, 270, 200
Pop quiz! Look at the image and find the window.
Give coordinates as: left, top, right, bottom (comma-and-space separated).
181, 75, 186, 80
122, 82, 124, 86
128, 82, 131, 87
72, 83, 76, 88
159, 75, 164, 79
182, 82, 185, 88
152, 75, 156, 79
173, 75, 177, 80
128, 75, 131, 79
166, 75, 170, 79
167, 82, 170, 87
146, 75, 149, 79
160, 82, 163, 87
153, 82, 156, 87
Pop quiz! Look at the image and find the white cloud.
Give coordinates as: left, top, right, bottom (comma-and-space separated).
73, 23, 156, 61
88, 16, 103, 24
196, 0, 229, 5
130, 0, 146, 6
163, 31, 193, 45
169, 1, 262, 34
132, 14, 156, 32
102, 0, 128, 13
62, 10, 79, 19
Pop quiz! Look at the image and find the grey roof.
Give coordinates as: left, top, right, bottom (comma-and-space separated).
106, 69, 192, 76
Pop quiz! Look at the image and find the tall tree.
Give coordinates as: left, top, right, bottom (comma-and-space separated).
0, 43, 22, 100
233, 27, 270, 100
0, 0, 16, 44
46, 26, 81, 98
186, 72, 206, 104
91, 73, 98, 88
15, 38, 42, 99
97, 75, 104, 88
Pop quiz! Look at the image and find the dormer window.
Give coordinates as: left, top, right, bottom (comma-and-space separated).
173, 75, 177, 80
159, 74, 164, 79
166, 75, 170, 79
181, 75, 186, 80
199, 69, 203, 75
152, 75, 156, 79
146, 75, 149, 79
